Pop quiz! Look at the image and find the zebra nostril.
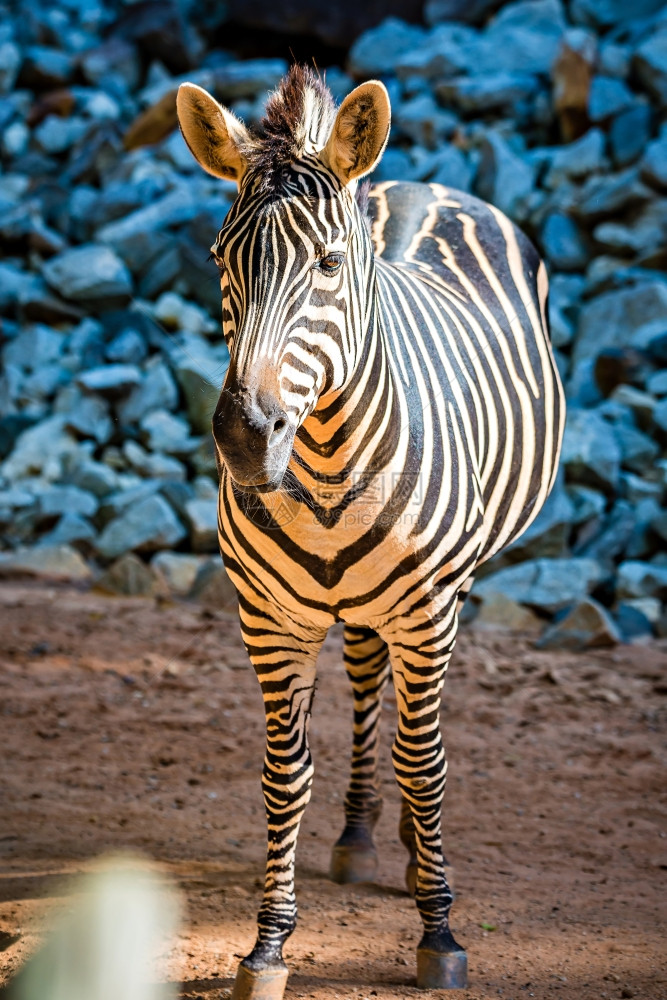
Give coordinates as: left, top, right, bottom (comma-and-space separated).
269, 415, 288, 449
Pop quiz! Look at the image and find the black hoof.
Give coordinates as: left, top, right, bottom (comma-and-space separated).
405, 862, 455, 899
416, 946, 468, 989
231, 962, 288, 1000
330, 844, 378, 884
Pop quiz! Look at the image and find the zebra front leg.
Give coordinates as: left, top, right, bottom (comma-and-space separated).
386, 612, 467, 990
232, 601, 325, 1000
331, 626, 391, 884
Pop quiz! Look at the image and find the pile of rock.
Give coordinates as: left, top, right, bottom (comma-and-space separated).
0, 0, 665, 644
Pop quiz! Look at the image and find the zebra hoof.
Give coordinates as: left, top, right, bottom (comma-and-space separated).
416, 946, 468, 990
231, 962, 288, 1000
405, 862, 455, 898
330, 844, 378, 884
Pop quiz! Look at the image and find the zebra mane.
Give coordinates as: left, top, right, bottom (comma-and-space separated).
243, 65, 337, 194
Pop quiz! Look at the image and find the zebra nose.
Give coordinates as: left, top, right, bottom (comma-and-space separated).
269, 414, 288, 449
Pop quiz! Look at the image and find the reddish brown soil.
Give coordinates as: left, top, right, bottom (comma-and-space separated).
0, 582, 666, 1000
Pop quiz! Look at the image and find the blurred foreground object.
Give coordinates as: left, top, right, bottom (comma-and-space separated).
9, 855, 180, 1000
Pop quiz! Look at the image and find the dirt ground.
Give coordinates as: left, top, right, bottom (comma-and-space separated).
0, 581, 665, 1000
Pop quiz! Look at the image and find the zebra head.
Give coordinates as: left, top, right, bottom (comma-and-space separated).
176, 67, 390, 491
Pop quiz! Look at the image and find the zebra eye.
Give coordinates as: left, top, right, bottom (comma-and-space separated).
317, 253, 345, 275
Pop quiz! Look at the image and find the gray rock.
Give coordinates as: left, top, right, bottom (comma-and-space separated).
472, 592, 542, 632
609, 385, 656, 430
0, 544, 91, 582
538, 597, 620, 649
424, 0, 503, 25
475, 131, 534, 220
122, 440, 186, 481
64, 457, 119, 498
77, 364, 142, 397
20, 46, 74, 88
214, 59, 288, 100
576, 499, 636, 566
37, 485, 98, 522
543, 129, 606, 188
95, 553, 161, 597
480, 0, 566, 76
372, 148, 416, 184
609, 104, 651, 169
395, 24, 476, 80
0, 40, 21, 94
541, 213, 590, 271
139, 410, 199, 455
653, 397, 667, 436
493, 476, 574, 567
348, 19, 427, 78
151, 551, 205, 595
2, 416, 79, 482
437, 73, 538, 115
98, 481, 161, 523
614, 602, 654, 642
3, 323, 65, 371
634, 27, 667, 106
572, 167, 653, 221
561, 408, 621, 494
614, 423, 660, 474
57, 390, 113, 444
571, 0, 666, 26
106, 329, 147, 365
647, 370, 667, 396
567, 484, 607, 526
37, 513, 97, 549
184, 497, 218, 552
616, 560, 667, 601
189, 558, 237, 609
117, 358, 179, 425
95, 494, 186, 559
640, 131, 667, 190
394, 95, 458, 150
34, 115, 89, 155
474, 557, 604, 612
43, 245, 132, 304
588, 75, 634, 122
548, 273, 585, 349
574, 282, 667, 367
414, 145, 473, 192
95, 186, 198, 246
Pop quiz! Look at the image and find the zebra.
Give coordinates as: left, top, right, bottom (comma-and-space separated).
176, 65, 565, 999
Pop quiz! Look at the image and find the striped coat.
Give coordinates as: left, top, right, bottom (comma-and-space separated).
177, 66, 565, 997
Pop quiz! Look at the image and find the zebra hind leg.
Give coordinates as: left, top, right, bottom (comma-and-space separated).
330, 626, 391, 885
387, 612, 467, 990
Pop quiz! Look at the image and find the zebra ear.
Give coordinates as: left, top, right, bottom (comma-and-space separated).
176, 82, 249, 184
321, 81, 391, 185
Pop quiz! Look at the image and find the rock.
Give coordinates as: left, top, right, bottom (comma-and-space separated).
109, 0, 199, 74
574, 282, 667, 367
593, 349, 650, 398
551, 27, 597, 142
152, 291, 215, 336
2, 416, 79, 482
481, 0, 566, 76
614, 424, 660, 475
393, 95, 458, 150
36, 485, 98, 523
472, 592, 542, 632
413, 144, 473, 191
610, 385, 657, 430
395, 24, 476, 80
571, 0, 666, 27
616, 560, 667, 601
548, 273, 585, 349
634, 27, 667, 106
613, 602, 654, 642
560, 408, 621, 494
0, 40, 21, 94
95, 493, 185, 559
0, 415, 38, 462
19, 46, 74, 89
95, 186, 198, 247
568, 484, 607, 526
541, 213, 590, 271
189, 558, 237, 609
437, 73, 538, 115
473, 557, 604, 613
184, 497, 218, 552
640, 131, 667, 190
80, 38, 141, 90
98, 481, 162, 523
58, 391, 113, 444
122, 440, 186, 481
42, 245, 132, 305
647, 370, 667, 396
543, 128, 606, 188
492, 477, 574, 568
424, 0, 503, 25
95, 553, 160, 597
576, 499, 636, 567
572, 168, 653, 222
538, 597, 620, 649
34, 114, 89, 155
106, 329, 147, 366
117, 358, 179, 425
37, 512, 97, 550
151, 551, 205, 595
139, 410, 199, 456
123, 89, 178, 151
64, 457, 119, 498
77, 364, 142, 397
654, 398, 667, 438
588, 75, 634, 122
609, 104, 651, 169
348, 19, 427, 78
475, 131, 534, 220
0, 544, 91, 582
4, 323, 65, 371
